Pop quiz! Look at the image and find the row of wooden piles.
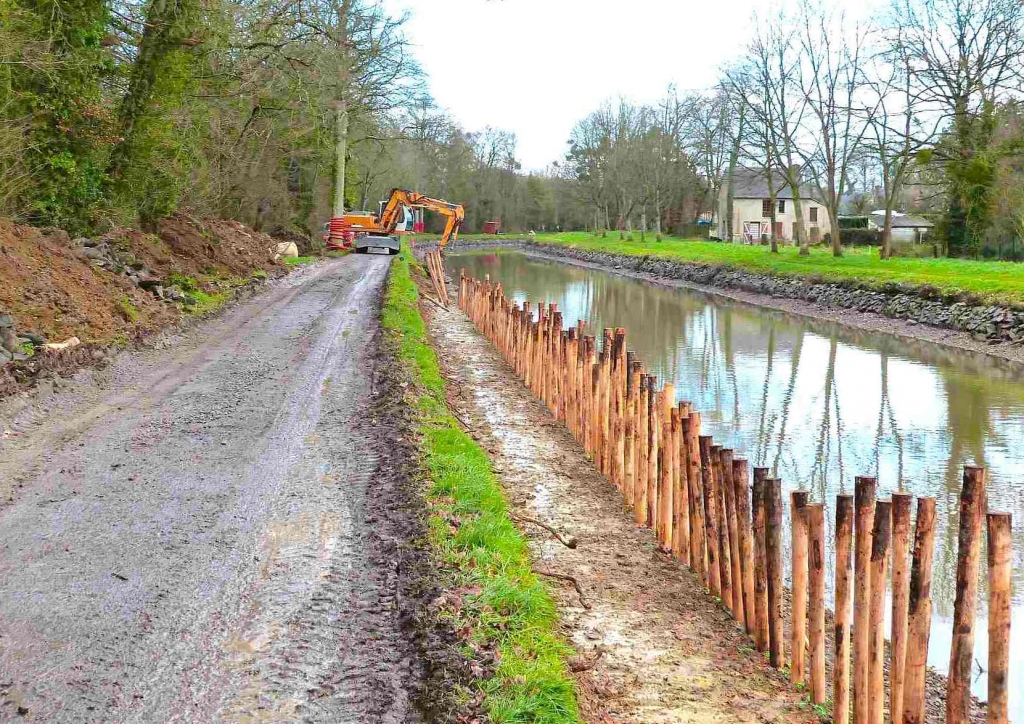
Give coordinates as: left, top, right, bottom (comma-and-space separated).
457, 269, 1013, 724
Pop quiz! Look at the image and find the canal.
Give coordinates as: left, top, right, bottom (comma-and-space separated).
448, 249, 1024, 713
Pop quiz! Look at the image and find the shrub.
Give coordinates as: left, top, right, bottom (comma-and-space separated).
840, 228, 882, 246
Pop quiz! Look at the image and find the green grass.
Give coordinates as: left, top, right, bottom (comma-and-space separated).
382, 248, 580, 723
529, 231, 1024, 306
283, 255, 317, 265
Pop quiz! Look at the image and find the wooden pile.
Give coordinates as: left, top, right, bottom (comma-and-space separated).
458, 269, 1012, 724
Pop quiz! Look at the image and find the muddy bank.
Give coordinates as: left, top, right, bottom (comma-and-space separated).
426, 299, 820, 723
443, 239, 1024, 365
0, 214, 313, 398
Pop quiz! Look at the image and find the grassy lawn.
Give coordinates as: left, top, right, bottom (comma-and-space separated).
529, 232, 1024, 306
381, 248, 580, 723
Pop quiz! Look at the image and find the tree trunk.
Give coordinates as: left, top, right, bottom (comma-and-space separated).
882, 207, 894, 260
830, 207, 842, 257
725, 105, 744, 241
787, 165, 807, 256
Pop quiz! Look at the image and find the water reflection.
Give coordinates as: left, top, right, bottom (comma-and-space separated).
449, 251, 1024, 710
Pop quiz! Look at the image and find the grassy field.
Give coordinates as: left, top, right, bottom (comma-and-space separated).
381, 249, 580, 723
530, 232, 1024, 305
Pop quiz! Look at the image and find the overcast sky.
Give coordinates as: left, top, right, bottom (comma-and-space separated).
384, 0, 761, 171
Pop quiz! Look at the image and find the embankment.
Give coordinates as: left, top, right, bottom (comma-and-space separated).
444, 239, 1024, 361
0, 214, 300, 396
381, 250, 580, 723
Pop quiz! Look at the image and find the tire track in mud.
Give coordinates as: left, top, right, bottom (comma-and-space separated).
0, 255, 429, 723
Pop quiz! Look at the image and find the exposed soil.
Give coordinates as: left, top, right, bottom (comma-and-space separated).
425, 301, 824, 723
0, 214, 285, 346
0, 255, 442, 722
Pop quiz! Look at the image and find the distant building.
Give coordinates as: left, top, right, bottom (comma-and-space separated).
867, 211, 934, 242
717, 168, 831, 243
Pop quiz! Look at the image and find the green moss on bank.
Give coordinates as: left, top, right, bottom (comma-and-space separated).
381, 249, 580, 723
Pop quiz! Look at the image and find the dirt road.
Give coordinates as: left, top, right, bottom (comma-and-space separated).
0, 256, 427, 723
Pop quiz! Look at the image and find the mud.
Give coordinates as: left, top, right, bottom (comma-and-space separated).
424, 301, 823, 723
0, 254, 435, 722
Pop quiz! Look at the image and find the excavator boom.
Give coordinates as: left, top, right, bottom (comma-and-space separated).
329, 188, 465, 254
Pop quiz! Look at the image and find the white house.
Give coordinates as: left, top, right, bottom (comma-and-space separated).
717, 168, 831, 243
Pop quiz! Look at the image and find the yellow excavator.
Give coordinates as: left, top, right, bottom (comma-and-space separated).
327, 188, 465, 255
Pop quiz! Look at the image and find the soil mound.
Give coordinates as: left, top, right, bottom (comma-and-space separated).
0, 214, 283, 346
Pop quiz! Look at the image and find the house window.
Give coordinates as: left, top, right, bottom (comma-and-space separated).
762, 198, 772, 216
778, 199, 786, 214
810, 207, 818, 222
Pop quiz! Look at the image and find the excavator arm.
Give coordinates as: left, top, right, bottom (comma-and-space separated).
378, 189, 465, 253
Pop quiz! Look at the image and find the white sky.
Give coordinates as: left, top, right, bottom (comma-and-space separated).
384, 0, 760, 171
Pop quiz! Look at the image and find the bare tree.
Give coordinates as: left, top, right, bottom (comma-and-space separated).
892, 0, 1024, 256
797, 2, 875, 257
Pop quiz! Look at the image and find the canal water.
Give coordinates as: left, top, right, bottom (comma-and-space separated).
449, 249, 1024, 713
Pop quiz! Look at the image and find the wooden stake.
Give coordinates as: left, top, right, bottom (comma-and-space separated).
987, 512, 1011, 724
890, 493, 914, 722
834, 494, 854, 724
635, 375, 650, 526
712, 446, 733, 612
687, 413, 706, 585
807, 503, 826, 705
752, 468, 769, 652
869, 499, 891, 724
853, 476, 877, 724
624, 355, 638, 508
672, 408, 690, 563
722, 449, 743, 625
765, 478, 784, 668
902, 497, 936, 724
947, 466, 986, 724
700, 436, 721, 597
613, 329, 627, 491
790, 490, 809, 685
658, 387, 675, 549
733, 458, 755, 637
647, 383, 660, 529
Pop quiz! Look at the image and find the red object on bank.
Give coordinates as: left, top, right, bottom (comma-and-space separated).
483, 220, 500, 235
326, 217, 354, 250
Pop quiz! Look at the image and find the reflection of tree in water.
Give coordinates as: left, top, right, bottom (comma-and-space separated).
450, 251, 1024, 614
873, 345, 906, 488
771, 330, 804, 478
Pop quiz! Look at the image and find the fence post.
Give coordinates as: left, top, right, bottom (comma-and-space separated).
869, 499, 892, 724
807, 503, 826, 705
765, 478, 784, 668
722, 449, 743, 626
647, 383, 660, 529
624, 355, 637, 509
834, 494, 854, 724
902, 497, 937, 724
890, 493, 914, 721
752, 468, 769, 652
987, 512, 1011, 724
947, 466, 986, 724
854, 476, 877, 723
733, 458, 755, 637
712, 445, 733, 612
635, 375, 650, 526
790, 490, 810, 685
687, 412, 707, 585
700, 436, 722, 598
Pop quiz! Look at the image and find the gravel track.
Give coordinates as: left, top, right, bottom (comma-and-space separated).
0, 255, 426, 723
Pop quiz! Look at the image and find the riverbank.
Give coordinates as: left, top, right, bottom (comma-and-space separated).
440, 239, 1024, 366
382, 251, 581, 722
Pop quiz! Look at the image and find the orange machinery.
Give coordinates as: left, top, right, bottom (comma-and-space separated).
327, 188, 465, 255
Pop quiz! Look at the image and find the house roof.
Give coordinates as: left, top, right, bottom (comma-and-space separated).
869, 212, 934, 228
729, 167, 822, 202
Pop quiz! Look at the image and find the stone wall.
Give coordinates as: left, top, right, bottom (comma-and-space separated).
445, 240, 1024, 344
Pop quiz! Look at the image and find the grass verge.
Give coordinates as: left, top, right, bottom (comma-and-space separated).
381, 247, 580, 723
530, 232, 1024, 306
